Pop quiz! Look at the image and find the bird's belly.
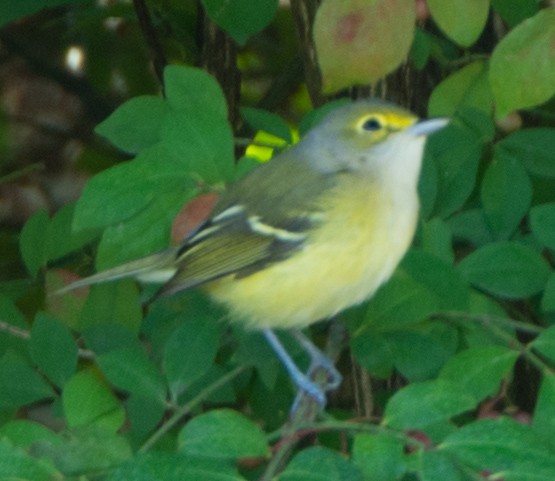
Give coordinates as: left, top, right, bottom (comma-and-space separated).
208, 187, 418, 330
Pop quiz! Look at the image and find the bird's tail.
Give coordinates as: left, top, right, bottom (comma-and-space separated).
55, 247, 180, 294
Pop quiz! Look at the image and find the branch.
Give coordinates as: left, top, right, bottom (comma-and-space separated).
132, 0, 167, 88
0, 319, 95, 360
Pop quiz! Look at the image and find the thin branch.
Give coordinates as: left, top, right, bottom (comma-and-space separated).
432, 311, 544, 335
0, 319, 95, 360
138, 364, 248, 453
0, 319, 30, 340
289, 0, 324, 106
132, 0, 167, 88
434, 311, 555, 375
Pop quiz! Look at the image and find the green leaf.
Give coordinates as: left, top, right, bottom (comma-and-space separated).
425, 123, 482, 218
41, 426, 132, 476
532, 373, 555, 448
30, 312, 78, 387
73, 144, 192, 232
428, 61, 492, 117
401, 249, 469, 311
161, 109, 235, 184
530, 325, 555, 365
481, 151, 532, 240
235, 329, 281, 389
96, 347, 166, 406
164, 316, 222, 399
19, 209, 49, 277
352, 261, 462, 379
184, 365, 238, 406
79, 75, 234, 241
0, 420, 62, 450
160, 67, 234, 183
384, 379, 477, 429
358, 273, 439, 332
126, 394, 166, 441
79, 281, 142, 333
350, 328, 395, 378
352, 433, 406, 481
201, 0, 279, 46
279, 446, 363, 481
456, 107, 495, 142
45, 203, 100, 261
447, 208, 493, 247
491, 0, 539, 28
164, 64, 228, 119
0, 294, 30, 357
357, 246, 469, 331
497, 128, 555, 179
440, 417, 555, 479
96, 95, 170, 154
353, 323, 458, 381
541, 273, 555, 313
421, 218, 454, 264
489, 8, 555, 118
95, 188, 190, 269
0, 351, 54, 409
107, 452, 243, 481
0, 438, 59, 481
457, 242, 551, 299
427, 0, 489, 46
178, 409, 269, 460
81, 323, 139, 355
410, 450, 466, 481
314, 0, 416, 93
439, 346, 518, 401
389, 324, 458, 381
462, 292, 516, 348
62, 369, 125, 431
419, 145, 438, 219
530, 203, 555, 251
410, 27, 431, 70
241, 107, 292, 143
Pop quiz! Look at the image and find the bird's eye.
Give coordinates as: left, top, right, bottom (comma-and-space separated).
361, 117, 382, 131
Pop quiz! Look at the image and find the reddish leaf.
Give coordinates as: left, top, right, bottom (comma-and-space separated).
314, 0, 416, 93
171, 192, 220, 243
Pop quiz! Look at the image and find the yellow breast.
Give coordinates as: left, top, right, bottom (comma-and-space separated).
206, 175, 419, 329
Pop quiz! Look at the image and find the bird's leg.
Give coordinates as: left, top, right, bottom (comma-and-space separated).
291, 329, 342, 392
262, 328, 327, 407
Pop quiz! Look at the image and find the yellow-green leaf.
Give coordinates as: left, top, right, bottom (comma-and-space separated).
314, 0, 415, 94
428, 0, 489, 47
490, 8, 555, 118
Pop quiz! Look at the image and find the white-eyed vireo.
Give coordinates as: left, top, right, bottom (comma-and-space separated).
59, 100, 448, 406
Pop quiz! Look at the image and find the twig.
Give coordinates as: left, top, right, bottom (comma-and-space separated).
0, 163, 45, 184
132, 0, 167, 88
138, 364, 248, 453
432, 311, 544, 335
0, 319, 30, 339
0, 319, 95, 360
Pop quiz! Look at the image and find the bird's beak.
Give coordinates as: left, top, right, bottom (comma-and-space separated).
408, 118, 449, 137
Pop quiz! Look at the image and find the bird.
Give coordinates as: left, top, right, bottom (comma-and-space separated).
58, 99, 448, 407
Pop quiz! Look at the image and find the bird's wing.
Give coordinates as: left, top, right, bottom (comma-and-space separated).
160, 156, 335, 295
